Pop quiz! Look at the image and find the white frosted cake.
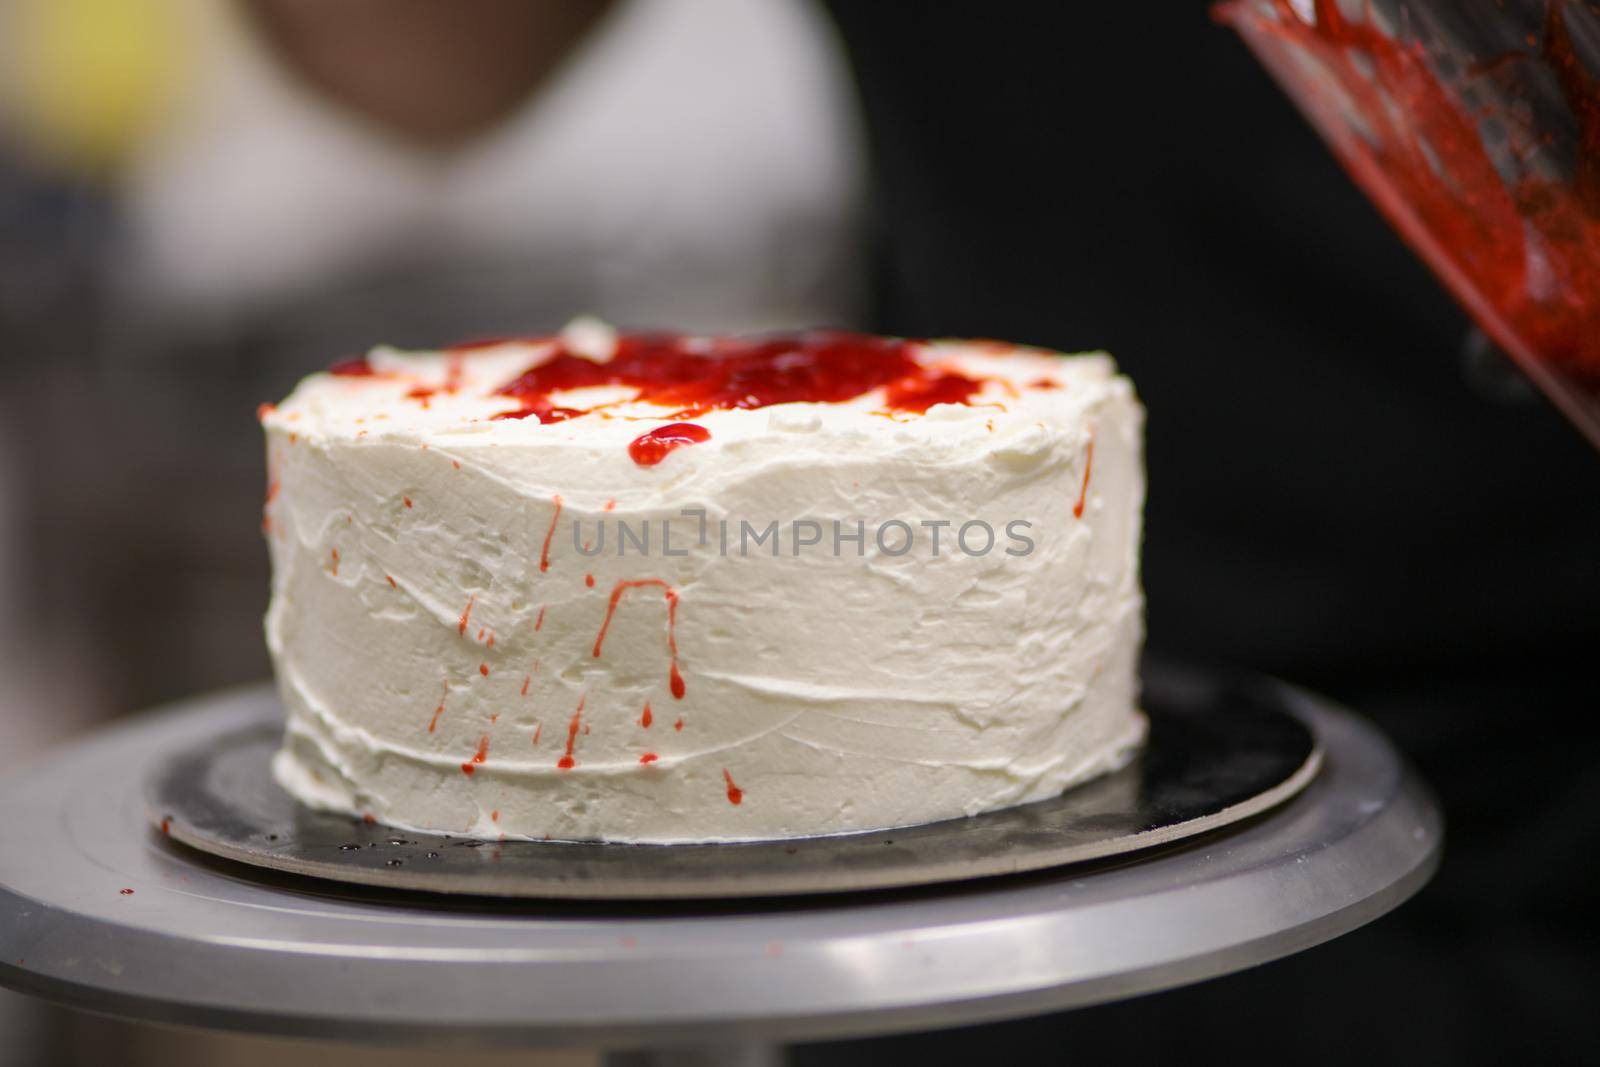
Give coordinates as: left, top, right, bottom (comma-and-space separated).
259, 320, 1146, 843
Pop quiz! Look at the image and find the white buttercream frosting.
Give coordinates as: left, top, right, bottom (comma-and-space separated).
261, 322, 1146, 842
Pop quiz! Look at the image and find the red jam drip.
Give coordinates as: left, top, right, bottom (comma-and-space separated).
329, 358, 376, 377
1217, 0, 1600, 435
722, 768, 744, 806
540, 497, 561, 573
558, 696, 585, 769
428, 683, 447, 733
628, 422, 711, 466
461, 734, 489, 776
1074, 432, 1095, 519
592, 579, 684, 699
491, 332, 985, 423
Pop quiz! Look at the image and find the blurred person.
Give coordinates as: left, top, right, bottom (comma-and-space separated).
0, 0, 863, 729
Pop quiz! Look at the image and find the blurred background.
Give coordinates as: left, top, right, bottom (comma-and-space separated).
0, 1, 1596, 1064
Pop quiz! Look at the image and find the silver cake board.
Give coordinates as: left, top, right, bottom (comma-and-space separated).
144, 669, 1321, 899
0, 664, 1441, 1050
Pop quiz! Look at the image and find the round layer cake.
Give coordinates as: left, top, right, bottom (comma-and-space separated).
259, 320, 1146, 843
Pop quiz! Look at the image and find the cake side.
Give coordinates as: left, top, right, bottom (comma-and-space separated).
260, 326, 1145, 842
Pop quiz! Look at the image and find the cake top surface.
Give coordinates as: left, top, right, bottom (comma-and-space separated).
261, 319, 1123, 473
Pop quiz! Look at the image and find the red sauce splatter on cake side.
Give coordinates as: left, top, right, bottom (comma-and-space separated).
329, 548, 339, 576
403, 496, 413, 508
540, 497, 562, 573
428, 683, 448, 733
458, 596, 475, 637
532, 722, 542, 744
640, 753, 658, 764
592, 579, 684, 699
723, 769, 744, 806
557, 696, 585, 769
674, 717, 684, 731
461, 734, 489, 775
479, 663, 489, 677
585, 573, 595, 588
640, 702, 653, 728
534, 605, 547, 631
520, 675, 531, 696
119, 888, 134, 896
386, 574, 397, 588
1074, 431, 1095, 520
261, 477, 279, 534
628, 422, 711, 466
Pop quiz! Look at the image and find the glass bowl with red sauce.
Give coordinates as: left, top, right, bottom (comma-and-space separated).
1216, 0, 1600, 447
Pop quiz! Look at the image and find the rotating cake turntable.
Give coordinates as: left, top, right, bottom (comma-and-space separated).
0, 662, 1440, 1057
147, 664, 1320, 899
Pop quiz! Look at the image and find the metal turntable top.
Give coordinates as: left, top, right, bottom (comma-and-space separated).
0, 665, 1441, 1048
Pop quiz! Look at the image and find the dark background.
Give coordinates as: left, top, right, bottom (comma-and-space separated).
807, 4, 1600, 1064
